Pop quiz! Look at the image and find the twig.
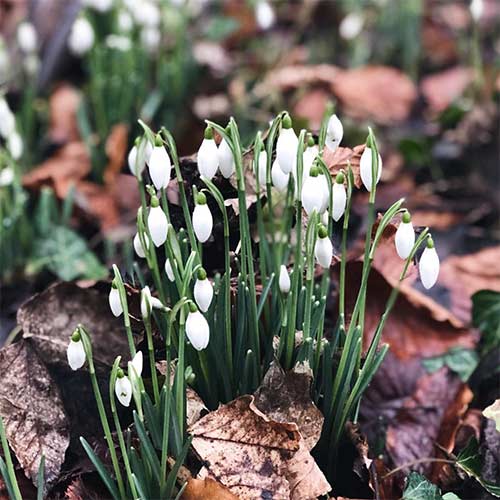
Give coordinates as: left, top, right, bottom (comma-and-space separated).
381, 458, 455, 480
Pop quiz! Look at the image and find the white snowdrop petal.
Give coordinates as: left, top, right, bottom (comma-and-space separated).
68, 18, 95, 56
194, 278, 214, 313
360, 147, 382, 192
395, 221, 415, 259
115, 376, 132, 407
17, 22, 37, 53
277, 128, 298, 174
255, 150, 268, 186
131, 351, 143, 377
141, 286, 152, 319
193, 204, 213, 243
148, 205, 168, 246
7, 132, 23, 160
279, 265, 290, 294
325, 114, 343, 152
128, 140, 153, 177
318, 175, 330, 214
218, 138, 235, 178
255, 0, 275, 30
151, 297, 163, 309
315, 237, 333, 268
109, 287, 123, 317
301, 176, 327, 215
186, 311, 210, 350
0, 99, 16, 138
165, 259, 175, 282
133, 232, 148, 258
332, 182, 347, 222
271, 159, 289, 192
321, 210, 329, 226
419, 247, 440, 289
197, 138, 219, 179
67, 339, 86, 370
148, 146, 172, 190
141, 27, 160, 52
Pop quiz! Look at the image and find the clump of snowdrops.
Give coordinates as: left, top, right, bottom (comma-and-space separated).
62, 108, 440, 497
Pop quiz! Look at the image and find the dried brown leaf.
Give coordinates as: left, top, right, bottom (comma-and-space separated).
0, 340, 69, 487
182, 477, 238, 500
103, 123, 129, 186
323, 144, 363, 189
48, 84, 81, 144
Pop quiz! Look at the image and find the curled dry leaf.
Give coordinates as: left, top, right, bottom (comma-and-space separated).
323, 144, 363, 189
103, 123, 129, 186
0, 340, 70, 488
182, 477, 238, 500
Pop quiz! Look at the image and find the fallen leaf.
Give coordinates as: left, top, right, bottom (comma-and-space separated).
293, 88, 331, 130
182, 477, 238, 500
0, 340, 70, 488
103, 123, 129, 186
323, 144, 363, 189
48, 83, 81, 144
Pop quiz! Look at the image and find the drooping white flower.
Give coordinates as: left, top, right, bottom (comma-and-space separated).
67, 331, 86, 370
314, 227, 333, 268
255, 150, 268, 187
194, 268, 213, 312
395, 211, 415, 259
271, 159, 289, 192
279, 265, 290, 294
129, 351, 143, 377
470, 0, 484, 21
0, 167, 14, 187
68, 17, 95, 56
276, 114, 298, 175
192, 192, 213, 243
140, 27, 161, 52
318, 173, 330, 213
301, 166, 328, 215
217, 137, 234, 178
302, 141, 318, 180
419, 237, 440, 289
360, 146, 382, 192
165, 258, 175, 282
115, 371, 132, 407
17, 22, 37, 53
331, 173, 347, 222
118, 9, 134, 32
147, 196, 168, 246
255, 0, 275, 30
109, 284, 123, 317
133, 232, 149, 258
148, 142, 172, 190
339, 12, 364, 40
325, 114, 343, 152
197, 127, 219, 179
106, 34, 132, 51
141, 286, 152, 320
186, 307, 210, 350
128, 138, 153, 177
0, 98, 15, 138
321, 209, 329, 226
133, 0, 161, 27
7, 132, 23, 160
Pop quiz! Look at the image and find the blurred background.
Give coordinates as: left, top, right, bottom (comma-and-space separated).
0, 0, 499, 339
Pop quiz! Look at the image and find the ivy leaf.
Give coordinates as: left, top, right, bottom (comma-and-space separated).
472, 290, 500, 353
483, 399, 500, 432
422, 347, 479, 382
456, 437, 500, 497
402, 472, 442, 500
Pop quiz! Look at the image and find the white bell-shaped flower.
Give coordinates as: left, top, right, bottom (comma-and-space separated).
132, 0, 160, 27
301, 166, 327, 215
67, 331, 86, 371
186, 306, 210, 350
331, 173, 347, 222
129, 351, 143, 377
118, 9, 134, 32
115, 371, 132, 407
68, 17, 95, 56
255, 0, 275, 30
7, 132, 23, 160
315, 226, 333, 269
194, 268, 213, 312
419, 237, 440, 289
0, 98, 15, 139
255, 150, 268, 187
148, 142, 171, 190
318, 173, 330, 213
218, 137, 234, 178
360, 146, 382, 192
128, 137, 153, 177
321, 209, 329, 226
147, 196, 168, 246
165, 258, 175, 282
279, 265, 290, 294
395, 211, 415, 259
339, 12, 364, 40
192, 192, 213, 243
470, 0, 484, 21
276, 114, 298, 174
141, 286, 152, 320
141, 27, 161, 52
133, 232, 149, 258
17, 22, 37, 53
109, 284, 123, 317
325, 114, 343, 152
197, 127, 219, 179
271, 159, 289, 192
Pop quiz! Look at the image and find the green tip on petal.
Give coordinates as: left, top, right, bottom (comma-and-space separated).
335, 172, 345, 184
204, 126, 214, 140
117, 368, 125, 378
309, 165, 319, 177
134, 136, 141, 146
318, 224, 328, 239
111, 278, 118, 289
402, 210, 411, 224
426, 235, 434, 249
306, 134, 315, 148
154, 133, 163, 147
150, 195, 160, 208
197, 267, 207, 280
196, 192, 207, 205
71, 329, 81, 342
189, 302, 198, 313
282, 113, 292, 129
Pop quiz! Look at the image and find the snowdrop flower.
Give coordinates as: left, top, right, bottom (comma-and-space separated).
148, 195, 168, 246
128, 137, 153, 177
360, 146, 382, 192
128, 351, 143, 378
197, 127, 219, 179
255, 150, 268, 187
68, 17, 95, 56
165, 258, 175, 282
321, 209, 329, 226
17, 22, 37, 53
279, 265, 290, 294
0, 98, 15, 139
141, 286, 152, 320
325, 114, 343, 152
148, 138, 171, 190
218, 137, 234, 178
133, 232, 149, 258
315, 225, 333, 268
194, 268, 213, 312
133, 0, 161, 27
271, 159, 289, 192
276, 114, 298, 175
339, 12, 364, 40
115, 369, 132, 407
118, 9, 134, 32
84, 0, 113, 12
331, 172, 347, 222
395, 210, 415, 259
470, 0, 484, 21
106, 34, 132, 51
192, 192, 213, 243
7, 132, 23, 160
318, 173, 330, 213
301, 165, 327, 215
302, 136, 317, 180
255, 0, 275, 30
419, 236, 440, 289
0, 167, 14, 187
186, 304, 210, 350
109, 280, 123, 317
67, 329, 86, 370
141, 27, 161, 52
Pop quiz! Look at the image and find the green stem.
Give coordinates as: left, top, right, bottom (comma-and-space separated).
0, 417, 22, 500
144, 318, 160, 405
